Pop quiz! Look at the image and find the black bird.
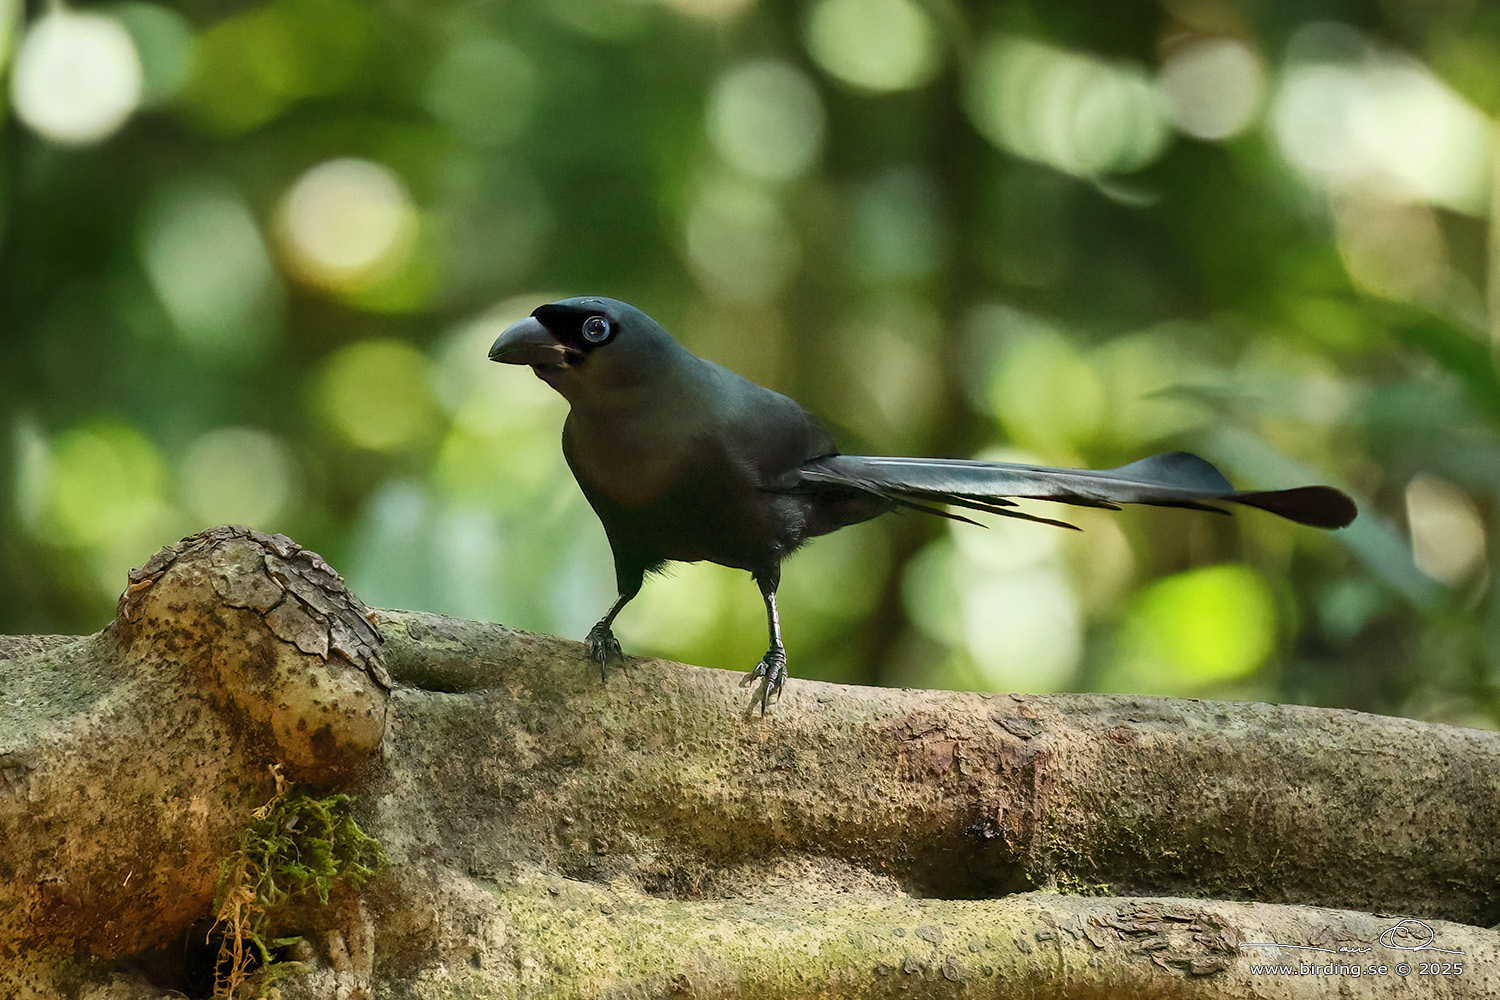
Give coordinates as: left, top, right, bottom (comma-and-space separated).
489, 297, 1357, 711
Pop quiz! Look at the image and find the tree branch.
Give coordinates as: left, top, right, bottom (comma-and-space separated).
376, 607, 1500, 924
1, 526, 1495, 999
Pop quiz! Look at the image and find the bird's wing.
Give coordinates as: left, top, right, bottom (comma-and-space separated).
792, 451, 1357, 529
695, 360, 842, 480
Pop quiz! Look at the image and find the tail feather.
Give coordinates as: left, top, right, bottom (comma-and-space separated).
1229, 486, 1358, 529
794, 451, 1356, 530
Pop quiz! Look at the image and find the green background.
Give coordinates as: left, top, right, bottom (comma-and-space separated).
2, 0, 1496, 724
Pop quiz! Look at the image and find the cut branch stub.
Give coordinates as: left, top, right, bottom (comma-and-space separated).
114, 524, 389, 782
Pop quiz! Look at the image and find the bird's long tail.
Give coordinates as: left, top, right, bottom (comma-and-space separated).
794, 451, 1357, 530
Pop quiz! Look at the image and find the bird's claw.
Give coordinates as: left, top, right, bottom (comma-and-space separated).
741, 646, 787, 715
585, 623, 623, 681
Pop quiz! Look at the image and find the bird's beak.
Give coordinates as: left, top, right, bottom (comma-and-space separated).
488, 315, 578, 367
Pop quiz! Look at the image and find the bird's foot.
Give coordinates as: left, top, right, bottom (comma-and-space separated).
585, 622, 623, 681
740, 645, 787, 715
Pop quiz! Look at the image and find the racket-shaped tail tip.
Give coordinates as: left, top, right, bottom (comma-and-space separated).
1235, 486, 1358, 529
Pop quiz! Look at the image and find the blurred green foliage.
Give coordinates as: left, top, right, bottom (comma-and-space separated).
2, 0, 1497, 725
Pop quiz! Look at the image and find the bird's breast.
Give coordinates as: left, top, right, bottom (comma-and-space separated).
562, 410, 711, 509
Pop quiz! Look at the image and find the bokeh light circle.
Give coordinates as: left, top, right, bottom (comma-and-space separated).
12, 11, 143, 145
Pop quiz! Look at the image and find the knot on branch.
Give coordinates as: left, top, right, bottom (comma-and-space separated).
115, 524, 390, 781
121, 525, 388, 688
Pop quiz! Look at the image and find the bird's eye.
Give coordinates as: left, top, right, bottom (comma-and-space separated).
581, 315, 612, 343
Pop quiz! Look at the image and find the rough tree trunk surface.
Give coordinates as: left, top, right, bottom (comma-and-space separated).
1, 526, 1496, 999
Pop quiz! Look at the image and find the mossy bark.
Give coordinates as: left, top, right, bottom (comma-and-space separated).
2, 526, 1497, 999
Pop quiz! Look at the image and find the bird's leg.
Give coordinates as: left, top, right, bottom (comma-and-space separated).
740, 570, 787, 714
585, 592, 632, 681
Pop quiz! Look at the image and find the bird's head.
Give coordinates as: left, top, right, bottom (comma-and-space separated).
488, 296, 679, 399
